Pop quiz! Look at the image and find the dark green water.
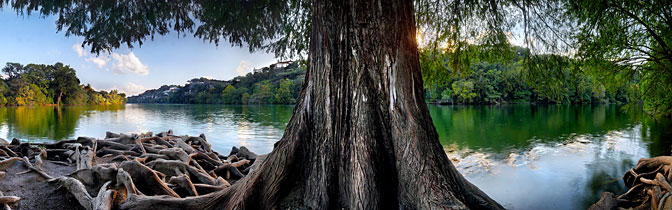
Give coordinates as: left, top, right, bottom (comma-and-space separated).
0, 104, 669, 209
430, 104, 672, 209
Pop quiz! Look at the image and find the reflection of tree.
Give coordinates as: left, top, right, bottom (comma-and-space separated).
131, 104, 294, 130
429, 104, 646, 152
579, 129, 642, 209
5, 106, 66, 140
1, 105, 125, 141
641, 118, 672, 156
238, 105, 293, 128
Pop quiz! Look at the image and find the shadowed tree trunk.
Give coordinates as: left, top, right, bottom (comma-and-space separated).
211, 0, 503, 209
115, 0, 504, 209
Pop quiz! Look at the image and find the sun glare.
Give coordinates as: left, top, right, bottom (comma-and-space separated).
416, 29, 424, 48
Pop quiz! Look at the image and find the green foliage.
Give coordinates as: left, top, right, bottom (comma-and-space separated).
274, 79, 294, 104
0, 62, 126, 106
48, 63, 80, 104
88, 92, 106, 105
103, 90, 127, 105
565, 0, 672, 117
221, 85, 239, 104
2, 0, 310, 59
129, 62, 304, 105
8, 0, 669, 115
451, 80, 477, 103
0, 94, 7, 105
252, 81, 275, 104
15, 84, 50, 106
241, 93, 251, 104
416, 0, 672, 116
421, 45, 632, 105
440, 88, 452, 102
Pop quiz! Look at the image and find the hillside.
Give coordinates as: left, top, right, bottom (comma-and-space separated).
130, 46, 633, 106
127, 61, 305, 104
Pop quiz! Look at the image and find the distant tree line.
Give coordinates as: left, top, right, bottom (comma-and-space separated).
132, 53, 634, 106
421, 45, 633, 105
128, 62, 305, 104
0, 62, 126, 106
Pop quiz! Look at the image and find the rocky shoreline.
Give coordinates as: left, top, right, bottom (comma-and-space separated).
0, 130, 261, 210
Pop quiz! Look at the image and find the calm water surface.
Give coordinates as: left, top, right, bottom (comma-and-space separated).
0, 104, 670, 210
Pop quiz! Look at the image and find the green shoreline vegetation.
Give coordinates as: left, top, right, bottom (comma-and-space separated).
420, 45, 634, 105
128, 45, 633, 107
0, 45, 640, 113
127, 62, 305, 105
0, 62, 127, 106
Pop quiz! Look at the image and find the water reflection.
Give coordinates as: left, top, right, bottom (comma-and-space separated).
0, 104, 668, 209
433, 104, 671, 209
429, 104, 648, 152
0, 105, 125, 141
0, 104, 294, 154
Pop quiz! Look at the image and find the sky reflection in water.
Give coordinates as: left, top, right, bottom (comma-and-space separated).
432, 104, 672, 209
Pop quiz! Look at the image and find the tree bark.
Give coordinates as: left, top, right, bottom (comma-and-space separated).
57, 91, 63, 105
206, 0, 503, 209
118, 0, 503, 209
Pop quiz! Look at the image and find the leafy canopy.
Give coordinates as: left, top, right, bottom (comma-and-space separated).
1, 0, 310, 59
3, 0, 672, 115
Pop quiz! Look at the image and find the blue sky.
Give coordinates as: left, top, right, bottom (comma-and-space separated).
0, 9, 277, 96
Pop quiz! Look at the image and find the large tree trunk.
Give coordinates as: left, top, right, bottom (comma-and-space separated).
216, 0, 502, 209
121, 0, 503, 209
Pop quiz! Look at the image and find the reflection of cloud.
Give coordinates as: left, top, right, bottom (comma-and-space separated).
446, 147, 497, 175
236, 121, 252, 147
110, 52, 149, 75
236, 60, 250, 76
447, 134, 597, 175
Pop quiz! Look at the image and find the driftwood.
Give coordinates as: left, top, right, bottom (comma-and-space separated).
590, 156, 672, 210
0, 131, 258, 210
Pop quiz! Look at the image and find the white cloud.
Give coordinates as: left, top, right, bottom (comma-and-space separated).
85, 56, 108, 69
72, 44, 87, 57
109, 82, 147, 96
74, 42, 148, 75
236, 60, 250, 76
75, 42, 108, 69
110, 52, 149, 75
121, 82, 147, 96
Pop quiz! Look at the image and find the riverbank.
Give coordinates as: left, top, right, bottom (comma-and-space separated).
0, 130, 260, 209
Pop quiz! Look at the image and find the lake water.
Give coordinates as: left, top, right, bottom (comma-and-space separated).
0, 104, 670, 209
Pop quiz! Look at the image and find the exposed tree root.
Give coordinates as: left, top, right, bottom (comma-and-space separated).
591, 156, 672, 210
0, 131, 257, 210
0, 196, 19, 204
0, 190, 19, 210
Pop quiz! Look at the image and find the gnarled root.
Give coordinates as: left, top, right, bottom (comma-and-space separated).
0, 190, 19, 210
0, 131, 258, 210
591, 156, 672, 210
